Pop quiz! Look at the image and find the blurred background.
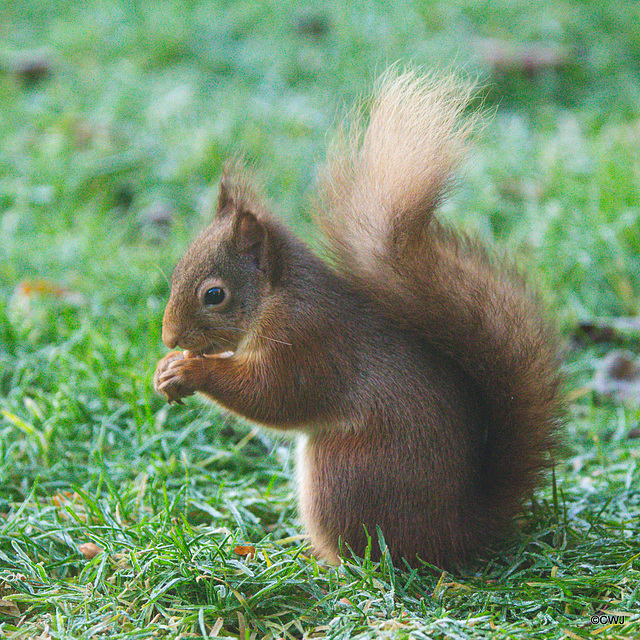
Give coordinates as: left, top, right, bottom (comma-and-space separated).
1, 0, 640, 319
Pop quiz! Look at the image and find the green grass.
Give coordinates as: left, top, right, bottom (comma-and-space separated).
1, 0, 640, 638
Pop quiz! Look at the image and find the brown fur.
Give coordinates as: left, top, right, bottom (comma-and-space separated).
154, 70, 562, 569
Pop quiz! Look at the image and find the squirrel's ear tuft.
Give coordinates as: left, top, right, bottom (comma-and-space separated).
216, 170, 256, 219
216, 174, 235, 217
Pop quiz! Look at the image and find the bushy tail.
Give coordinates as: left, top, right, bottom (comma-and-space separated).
315, 69, 562, 517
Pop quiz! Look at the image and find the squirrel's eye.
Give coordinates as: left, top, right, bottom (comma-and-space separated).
204, 287, 226, 306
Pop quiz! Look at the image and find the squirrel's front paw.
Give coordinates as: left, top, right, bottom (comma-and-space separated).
154, 351, 197, 405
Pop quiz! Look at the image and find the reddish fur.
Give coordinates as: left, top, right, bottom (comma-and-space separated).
154, 71, 562, 569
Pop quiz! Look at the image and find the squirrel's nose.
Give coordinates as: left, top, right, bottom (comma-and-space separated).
162, 332, 178, 349
161, 313, 181, 349
162, 324, 180, 349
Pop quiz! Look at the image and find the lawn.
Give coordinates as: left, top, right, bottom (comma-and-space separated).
1, 0, 640, 638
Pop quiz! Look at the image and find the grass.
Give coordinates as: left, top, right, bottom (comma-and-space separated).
1, 0, 640, 638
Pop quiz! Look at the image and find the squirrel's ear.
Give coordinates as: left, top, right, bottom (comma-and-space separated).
235, 210, 264, 253
217, 172, 282, 282
233, 211, 283, 282
233, 210, 272, 274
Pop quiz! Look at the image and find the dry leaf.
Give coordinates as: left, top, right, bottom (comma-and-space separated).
0, 598, 20, 617
136, 202, 173, 243
237, 612, 247, 639
209, 617, 224, 637
12, 279, 84, 307
51, 491, 87, 522
11, 50, 52, 87
476, 39, 571, 76
295, 11, 331, 38
593, 350, 640, 404
233, 544, 256, 559
574, 321, 616, 344
16, 279, 69, 299
574, 317, 640, 345
51, 490, 79, 507
78, 542, 104, 560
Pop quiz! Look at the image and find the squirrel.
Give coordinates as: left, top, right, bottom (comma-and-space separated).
153, 70, 563, 569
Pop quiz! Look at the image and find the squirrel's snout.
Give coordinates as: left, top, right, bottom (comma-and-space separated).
162, 331, 179, 350
161, 319, 181, 349
161, 300, 184, 349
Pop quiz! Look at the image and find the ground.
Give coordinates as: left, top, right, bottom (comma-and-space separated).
1, 1, 639, 638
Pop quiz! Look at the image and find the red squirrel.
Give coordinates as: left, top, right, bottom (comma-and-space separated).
153, 71, 562, 568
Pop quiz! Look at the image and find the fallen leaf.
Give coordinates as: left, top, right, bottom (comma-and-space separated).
237, 611, 246, 639
78, 542, 104, 560
136, 202, 173, 243
593, 350, 640, 404
0, 598, 20, 617
209, 617, 224, 637
295, 11, 331, 38
476, 39, 571, 77
13, 279, 83, 305
51, 490, 81, 507
574, 317, 640, 345
233, 544, 256, 559
33, 622, 55, 640
10, 50, 53, 87
574, 321, 616, 344
51, 491, 87, 522
18, 279, 69, 298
